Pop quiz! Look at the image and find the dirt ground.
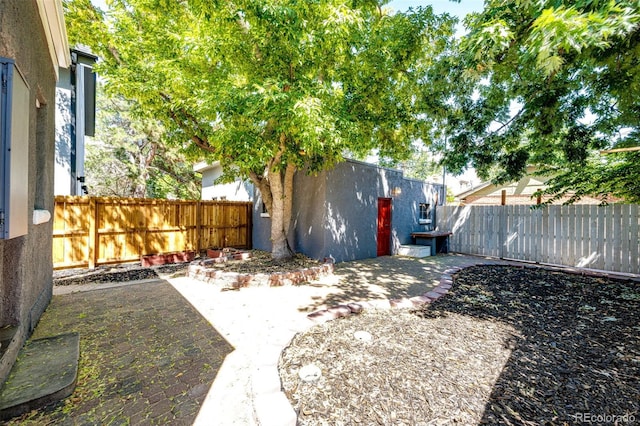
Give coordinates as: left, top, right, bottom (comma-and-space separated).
279, 265, 640, 425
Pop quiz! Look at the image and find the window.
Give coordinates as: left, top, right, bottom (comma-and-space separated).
419, 203, 432, 224
1, 58, 30, 239
260, 202, 270, 218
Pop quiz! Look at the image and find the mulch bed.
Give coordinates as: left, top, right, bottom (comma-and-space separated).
279, 265, 640, 425
53, 250, 319, 286
53, 262, 189, 286
199, 250, 321, 274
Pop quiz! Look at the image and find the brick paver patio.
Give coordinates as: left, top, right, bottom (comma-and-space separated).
6, 281, 233, 425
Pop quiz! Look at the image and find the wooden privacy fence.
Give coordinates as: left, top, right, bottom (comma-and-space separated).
53, 196, 252, 269
436, 204, 640, 274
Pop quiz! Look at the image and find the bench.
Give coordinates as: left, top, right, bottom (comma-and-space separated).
410, 231, 452, 256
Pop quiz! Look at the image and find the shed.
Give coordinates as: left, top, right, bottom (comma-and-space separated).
199, 159, 445, 262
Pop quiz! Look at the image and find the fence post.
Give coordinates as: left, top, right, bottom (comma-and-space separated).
87, 197, 98, 269
195, 200, 202, 253
499, 205, 506, 259
247, 202, 253, 249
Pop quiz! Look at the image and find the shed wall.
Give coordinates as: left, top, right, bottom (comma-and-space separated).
321, 160, 442, 262
291, 170, 328, 260
251, 159, 443, 263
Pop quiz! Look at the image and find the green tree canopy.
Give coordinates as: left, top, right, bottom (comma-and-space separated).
440, 0, 640, 204
64, 0, 456, 258
86, 91, 200, 199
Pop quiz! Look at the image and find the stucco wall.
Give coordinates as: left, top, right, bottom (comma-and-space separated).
252, 192, 272, 252
291, 169, 328, 259
252, 159, 444, 263
322, 161, 381, 261
320, 160, 442, 262
0, 0, 57, 382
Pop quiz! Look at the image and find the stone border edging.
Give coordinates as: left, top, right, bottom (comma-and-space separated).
188, 260, 335, 289
251, 258, 640, 426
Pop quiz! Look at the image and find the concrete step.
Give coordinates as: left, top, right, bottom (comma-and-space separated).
0, 326, 18, 357
0, 325, 20, 388
398, 245, 432, 258
0, 333, 79, 421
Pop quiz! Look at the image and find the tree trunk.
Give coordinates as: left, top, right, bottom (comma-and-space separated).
268, 169, 287, 259
133, 140, 156, 198
266, 164, 295, 260
250, 161, 296, 260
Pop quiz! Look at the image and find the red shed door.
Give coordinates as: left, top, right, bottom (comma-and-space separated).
377, 198, 392, 256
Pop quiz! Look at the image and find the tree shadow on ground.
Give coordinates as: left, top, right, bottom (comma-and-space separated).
6, 281, 234, 425
414, 265, 640, 424
298, 254, 488, 312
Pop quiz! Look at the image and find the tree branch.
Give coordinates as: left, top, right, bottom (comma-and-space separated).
268, 134, 286, 172
489, 107, 524, 136
159, 92, 216, 153
600, 146, 640, 154
108, 46, 123, 66
249, 170, 273, 215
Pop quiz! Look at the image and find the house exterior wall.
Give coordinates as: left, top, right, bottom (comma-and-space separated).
462, 192, 608, 205
319, 160, 443, 262
0, 0, 59, 383
200, 163, 253, 201
54, 66, 72, 195
54, 50, 95, 195
290, 169, 328, 260
457, 173, 611, 205
251, 159, 444, 263
251, 198, 272, 253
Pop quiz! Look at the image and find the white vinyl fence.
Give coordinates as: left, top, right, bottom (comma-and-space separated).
436, 204, 640, 274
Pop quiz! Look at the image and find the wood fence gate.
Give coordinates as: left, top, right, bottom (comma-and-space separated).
53, 196, 252, 269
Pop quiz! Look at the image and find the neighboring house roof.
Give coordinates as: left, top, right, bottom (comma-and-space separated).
36, 0, 71, 78
455, 181, 494, 200
456, 176, 548, 205
193, 161, 217, 173
455, 170, 610, 205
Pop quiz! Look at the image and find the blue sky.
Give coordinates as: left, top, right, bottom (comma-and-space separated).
92, 1, 485, 19
91, 1, 485, 17
386, 0, 484, 18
